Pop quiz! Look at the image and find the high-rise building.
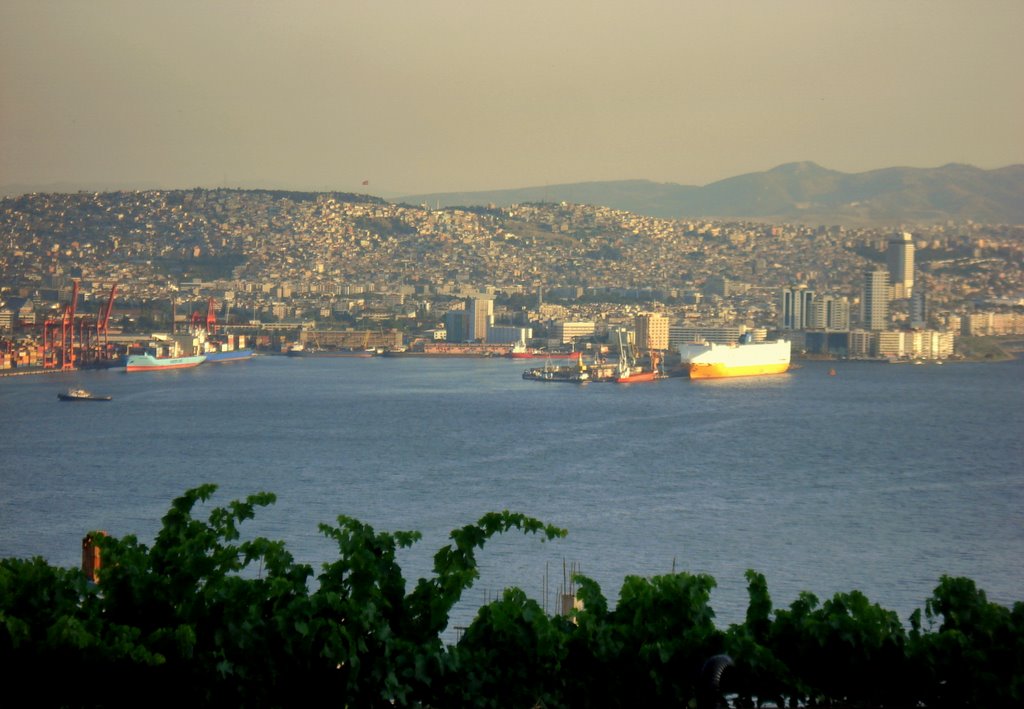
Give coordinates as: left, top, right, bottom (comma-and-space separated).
466, 297, 493, 342
910, 281, 927, 329
862, 270, 890, 330
809, 295, 851, 330
780, 286, 814, 330
634, 312, 670, 350
887, 232, 915, 298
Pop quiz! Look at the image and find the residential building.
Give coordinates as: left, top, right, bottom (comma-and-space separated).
554, 320, 596, 345
487, 324, 532, 344
634, 312, 669, 350
809, 295, 850, 330
849, 329, 876, 357
876, 330, 955, 359
862, 270, 890, 330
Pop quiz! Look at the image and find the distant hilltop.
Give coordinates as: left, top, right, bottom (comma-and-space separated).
397, 162, 1024, 225
5, 162, 1023, 225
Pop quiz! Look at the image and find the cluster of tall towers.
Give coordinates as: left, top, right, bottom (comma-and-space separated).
863, 232, 917, 330
779, 288, 851, 331
781, 232, 919, 332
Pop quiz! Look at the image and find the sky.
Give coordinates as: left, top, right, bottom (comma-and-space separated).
2, 1, 1022, 196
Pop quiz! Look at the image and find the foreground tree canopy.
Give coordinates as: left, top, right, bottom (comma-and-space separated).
1, 486, 1021, 707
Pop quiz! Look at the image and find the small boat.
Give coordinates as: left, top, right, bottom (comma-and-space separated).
522, 357, 590, 383
58, 388, 112, 402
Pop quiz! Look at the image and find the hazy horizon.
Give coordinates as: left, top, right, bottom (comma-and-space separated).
2, 2, 1022, 197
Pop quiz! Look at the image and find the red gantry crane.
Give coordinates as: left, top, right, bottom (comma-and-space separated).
43, 280, 80, 370
205, 297, 217, 334
63, 280, 80, 370
190, 297, 217, 334
65, 281, 119, 367
97, 283, 118, 356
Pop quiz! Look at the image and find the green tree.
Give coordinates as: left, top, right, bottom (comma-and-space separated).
3, 487, 1023, 707
910, 575, 1024, 707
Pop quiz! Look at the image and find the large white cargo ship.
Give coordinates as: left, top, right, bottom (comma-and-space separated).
678, 335, 791, 379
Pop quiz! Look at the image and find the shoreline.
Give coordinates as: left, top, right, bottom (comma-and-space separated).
4, 353, 1018, 378
4, 338, 1021, 377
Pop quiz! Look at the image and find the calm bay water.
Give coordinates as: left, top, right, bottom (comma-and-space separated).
1, 355, 1022, 637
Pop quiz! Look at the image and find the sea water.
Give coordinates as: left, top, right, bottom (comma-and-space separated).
1, 355, 1021, 638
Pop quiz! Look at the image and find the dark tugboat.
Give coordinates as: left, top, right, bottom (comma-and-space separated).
58, 388, 112, 402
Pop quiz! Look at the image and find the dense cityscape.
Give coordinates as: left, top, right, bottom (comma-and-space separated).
1, 188, 1023, 370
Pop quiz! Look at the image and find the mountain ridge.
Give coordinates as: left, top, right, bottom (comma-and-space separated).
397, 163, 1024, 224
4, 163, 1022, 225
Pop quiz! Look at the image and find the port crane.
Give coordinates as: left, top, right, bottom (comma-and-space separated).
189, 297, 218, 334
42, 281, 121, 368
97, 283, 118, 350
42, 280, 80, 370
78, 282, 119, 366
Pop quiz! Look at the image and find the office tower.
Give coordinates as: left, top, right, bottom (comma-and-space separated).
862, 270, 890, 330
635, 312, 670, 350
887, 232, 915, 298
780, 286, 815, 330
466, 297, 493, 342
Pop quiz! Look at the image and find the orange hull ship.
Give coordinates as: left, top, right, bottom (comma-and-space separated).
679, 337, 791, 380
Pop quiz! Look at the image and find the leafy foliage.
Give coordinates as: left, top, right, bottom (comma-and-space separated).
1, 486, 1021, 707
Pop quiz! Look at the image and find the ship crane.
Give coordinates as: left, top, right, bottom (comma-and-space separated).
616, 329, 635, 379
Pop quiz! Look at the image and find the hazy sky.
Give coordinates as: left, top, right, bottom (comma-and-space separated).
2, 1, 1022, 195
